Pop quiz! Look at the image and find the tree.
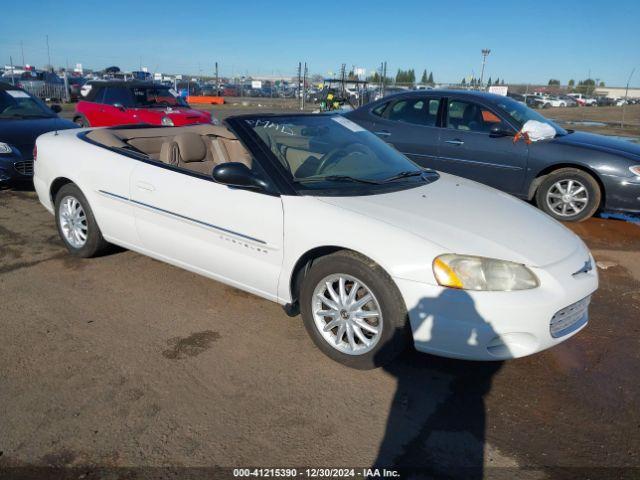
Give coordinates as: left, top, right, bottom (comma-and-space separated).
500, 79, 505, 85
576, 78, 596, 95
461, 78, 466, 86
427, 72, 434, 85
599, 81, 605, 87
487, 77, 492, 86
548, 79, 561, 86
420, 69, 428, 84
494, 77, 500, 85
568, 79, 575, 87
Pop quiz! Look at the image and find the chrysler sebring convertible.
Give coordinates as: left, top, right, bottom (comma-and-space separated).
33, 114, 598, 368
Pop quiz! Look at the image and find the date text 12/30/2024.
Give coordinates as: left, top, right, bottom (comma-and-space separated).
233, 468, 400, 478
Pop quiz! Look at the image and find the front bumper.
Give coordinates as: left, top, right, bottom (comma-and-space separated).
395, 245, 598, 361
602, 174, 640, 213
0, 157, 34, 184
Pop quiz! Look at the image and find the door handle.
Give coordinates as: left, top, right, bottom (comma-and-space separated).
374, 130, 391, 137
445, 139, 464, 146
136, 181, 155, 192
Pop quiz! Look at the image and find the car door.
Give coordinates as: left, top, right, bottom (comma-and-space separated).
437, 97, 528, 195
349, 97, 442, 169
129, 160, 284, 301
97, 87, 135, 126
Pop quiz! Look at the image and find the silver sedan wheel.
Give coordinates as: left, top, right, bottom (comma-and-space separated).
312, 274, 383, 356
546, 179, 589, 217
59, 195, 88, 248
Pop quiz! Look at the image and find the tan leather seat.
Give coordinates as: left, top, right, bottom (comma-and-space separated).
159, 132, 216, 175
219, 138, 253, 169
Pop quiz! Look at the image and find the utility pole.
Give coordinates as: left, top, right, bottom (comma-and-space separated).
302, 62, 308, 111
622, 67, 636, 128
20, 41, 25, 67
9, 56, 15, 85
382, 61, 387, 97
46, 35, 51, 70
215, 62, 219, 96
297, 62, 302, 110
479, 49, 491, 89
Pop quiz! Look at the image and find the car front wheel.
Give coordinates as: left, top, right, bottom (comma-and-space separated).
55, 183, 110, 257
536, 168, 601, 222
300, 250, 409, 369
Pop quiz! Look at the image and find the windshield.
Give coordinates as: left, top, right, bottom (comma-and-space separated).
0, 89, 55, 119
243, 114, 437, 193
132, 87, 188, 107
495, 97, 567, 135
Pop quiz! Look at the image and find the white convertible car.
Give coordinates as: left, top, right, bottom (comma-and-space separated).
34, 114, 598, 368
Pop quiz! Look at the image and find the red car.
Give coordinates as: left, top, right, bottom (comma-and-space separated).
73, 81, 212, 127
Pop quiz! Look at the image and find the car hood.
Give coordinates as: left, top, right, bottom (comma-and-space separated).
552, 131, 640, 160
316, 174, 581, 267
0, 117, 77, 146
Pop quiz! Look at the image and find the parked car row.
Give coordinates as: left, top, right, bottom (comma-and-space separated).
8, 80, 640, 368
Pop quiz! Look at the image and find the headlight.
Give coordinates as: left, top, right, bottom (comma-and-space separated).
629, 165, 640, 176
0, 142, 13, 154
433, 254, 539, 291
161, 116, 174, 126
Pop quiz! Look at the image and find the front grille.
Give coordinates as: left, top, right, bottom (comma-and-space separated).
550, 295, 590, 338
13, 160, 34, 176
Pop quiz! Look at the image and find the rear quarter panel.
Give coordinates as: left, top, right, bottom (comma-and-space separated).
34, 130, 139, 246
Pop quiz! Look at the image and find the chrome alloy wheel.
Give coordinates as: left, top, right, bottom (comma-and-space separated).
59, 195, 88, 248
546, 179, 589, 217
312, 274, 383, 355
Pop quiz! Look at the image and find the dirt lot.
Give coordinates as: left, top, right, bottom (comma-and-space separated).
1, 183, 639, 479
547, 104, 640, 138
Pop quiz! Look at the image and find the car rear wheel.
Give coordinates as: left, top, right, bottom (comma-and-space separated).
299, 250, 409, 369
55, 183, 110, 257
536, 168, 601, 222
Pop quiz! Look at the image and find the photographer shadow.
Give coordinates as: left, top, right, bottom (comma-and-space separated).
373, 289, 507, 479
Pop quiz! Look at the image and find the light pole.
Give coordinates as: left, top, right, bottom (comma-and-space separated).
622, 67, 636, 128
479, 49, 491, 89
46, 35, 51, 71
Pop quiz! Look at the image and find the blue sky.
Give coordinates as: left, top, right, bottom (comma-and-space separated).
1, 0, 639, 86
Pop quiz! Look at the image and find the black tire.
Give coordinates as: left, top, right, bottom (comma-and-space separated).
54, 183, 110, 257
536, 168, 601, 222
73, 115, 89, 127
299, 250, 410, 369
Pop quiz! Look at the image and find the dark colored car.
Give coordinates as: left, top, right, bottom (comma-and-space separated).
345, 90, 640, 221
73, 81, 212, 127
0, 82, 76, 186
67, 76, 86, 101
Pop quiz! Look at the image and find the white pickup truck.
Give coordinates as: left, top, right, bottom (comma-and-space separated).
568, 93, 597, 106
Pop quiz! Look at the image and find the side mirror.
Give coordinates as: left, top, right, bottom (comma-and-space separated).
112, 103, 126, 111
50, 104, 62, 113
212, 162, 268, 191
489, 124, 515, 137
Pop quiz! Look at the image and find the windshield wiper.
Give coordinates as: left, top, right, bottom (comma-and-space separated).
296, 175, 382, 185
381, 170, 425, 183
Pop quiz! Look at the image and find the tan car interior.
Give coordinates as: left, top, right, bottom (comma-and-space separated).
86, 124, 253, 176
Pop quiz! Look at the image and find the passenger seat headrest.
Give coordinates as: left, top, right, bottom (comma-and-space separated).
174, 132, 207, 163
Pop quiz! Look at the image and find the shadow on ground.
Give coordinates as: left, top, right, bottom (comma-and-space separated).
374, 290, 506, 479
